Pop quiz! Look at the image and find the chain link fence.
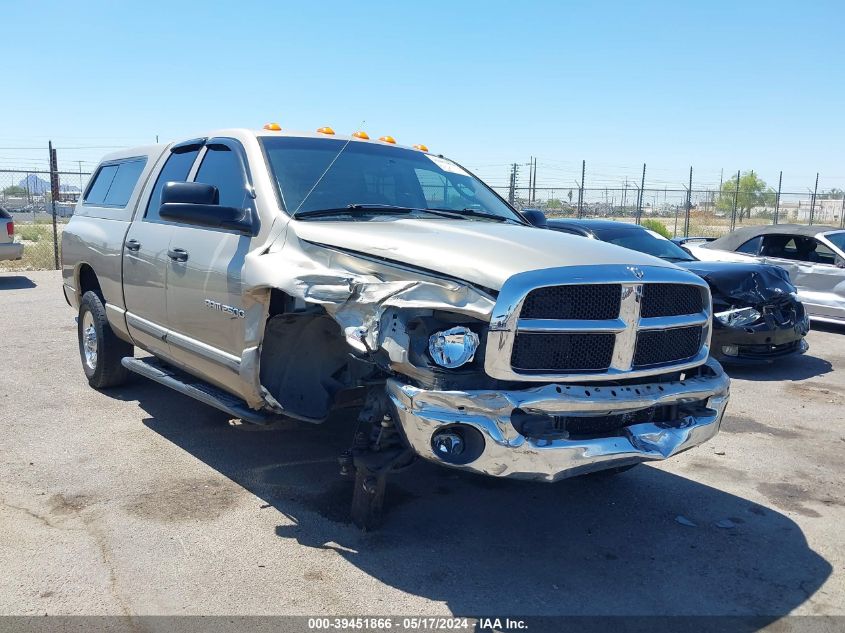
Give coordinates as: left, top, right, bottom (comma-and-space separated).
3, 154, 844, 272
0, 168, 90, 272
491, 185, 845, 238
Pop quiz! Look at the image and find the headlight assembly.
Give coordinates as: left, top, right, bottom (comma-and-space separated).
714, 307, 761, 327
428, 326, 480, 368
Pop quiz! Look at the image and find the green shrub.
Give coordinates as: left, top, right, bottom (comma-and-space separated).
16, 225, 45, 242
641, 218, 672, 239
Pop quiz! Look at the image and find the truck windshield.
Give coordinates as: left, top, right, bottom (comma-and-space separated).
260, 137, 521, 222
594, 226, 697, 262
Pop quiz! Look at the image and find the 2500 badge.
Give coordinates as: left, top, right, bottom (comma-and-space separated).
204, 299, 245, 318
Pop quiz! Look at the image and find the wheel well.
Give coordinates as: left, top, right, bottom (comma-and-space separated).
77, 265, 103, 302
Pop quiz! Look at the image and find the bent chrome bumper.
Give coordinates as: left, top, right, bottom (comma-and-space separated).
387, 358, 730, 481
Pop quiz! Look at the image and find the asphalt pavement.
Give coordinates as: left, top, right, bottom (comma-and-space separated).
1, 270, 843, 618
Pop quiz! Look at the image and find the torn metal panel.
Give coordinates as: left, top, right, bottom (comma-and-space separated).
244, 231, 496, 355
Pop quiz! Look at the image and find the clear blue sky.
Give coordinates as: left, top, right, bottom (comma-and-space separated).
2, 0, 843, 192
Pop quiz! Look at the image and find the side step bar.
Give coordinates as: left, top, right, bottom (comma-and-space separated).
121, 356, 280, 425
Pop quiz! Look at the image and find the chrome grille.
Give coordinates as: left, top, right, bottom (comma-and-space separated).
484, 265, 712, 382
511, 332, 615, 372
641, 284, 703, 318
633, 326, 702, 368
521, 284, 621, 320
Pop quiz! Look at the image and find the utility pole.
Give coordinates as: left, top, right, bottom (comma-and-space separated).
809, 172, 819, 225
508, 163, 520, 206
773, 171, 782, 225
577, 159, 585, 218
532, 157, 537, 203
635, 163, 646, 224
48, 141, 60, 270
684, 166, 693, 237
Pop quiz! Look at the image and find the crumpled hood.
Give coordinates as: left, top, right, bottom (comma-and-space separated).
679, 260, 796, 305
291, 218, 676, 290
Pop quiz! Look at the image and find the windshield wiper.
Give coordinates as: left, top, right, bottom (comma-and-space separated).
427, 207, 518, 223
296, 204, 457, 220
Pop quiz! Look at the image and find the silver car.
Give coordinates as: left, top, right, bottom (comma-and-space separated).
0, 208, 24, 262
685, 224, 845, 325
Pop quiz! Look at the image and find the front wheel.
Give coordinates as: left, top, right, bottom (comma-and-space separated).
78, 291, 133, 389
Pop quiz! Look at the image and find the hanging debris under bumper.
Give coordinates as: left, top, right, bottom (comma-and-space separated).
386, 358, 730, 482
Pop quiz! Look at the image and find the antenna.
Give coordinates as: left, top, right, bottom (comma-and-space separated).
294, 121, 365, 215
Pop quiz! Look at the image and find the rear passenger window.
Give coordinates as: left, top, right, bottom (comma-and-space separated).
84, 164, 119, 204
84, 159, 147, 207
145, 148, 200, 221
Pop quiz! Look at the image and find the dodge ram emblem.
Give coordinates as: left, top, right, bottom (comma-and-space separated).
627, 266, 645, 279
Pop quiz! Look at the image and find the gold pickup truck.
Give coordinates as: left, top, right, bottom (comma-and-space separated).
61, 127, 729, 527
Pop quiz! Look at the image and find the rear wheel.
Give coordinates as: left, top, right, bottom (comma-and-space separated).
78, 291, 132, 389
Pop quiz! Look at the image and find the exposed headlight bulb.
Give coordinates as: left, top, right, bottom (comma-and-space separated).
428, 326, 480, 368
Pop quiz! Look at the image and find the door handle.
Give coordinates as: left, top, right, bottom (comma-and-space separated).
167, 248, 189, 262
125, 239, 141, 251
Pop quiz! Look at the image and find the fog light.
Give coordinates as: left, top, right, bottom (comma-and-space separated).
721, 344, 739, 357
428, 326, 479, 368
432, 431, 464, 458
430, 425, 485, 465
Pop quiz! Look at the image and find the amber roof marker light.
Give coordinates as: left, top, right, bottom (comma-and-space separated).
317, 126, 336, 135
263, 122, 282, 131
379, 135, 396, 144
413, 144, 429, 152
352, 131, 370, 140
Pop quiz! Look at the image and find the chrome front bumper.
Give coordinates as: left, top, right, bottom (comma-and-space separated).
387, 358, 730, 481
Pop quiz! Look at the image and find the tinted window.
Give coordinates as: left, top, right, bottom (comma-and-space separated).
84, 164, 119, 204
145, 148, 200, 221
85, 159, 147, 207
194, 146, 248, 209
810, 240, 836, 265
0, 208, 11, 219
592, 226, 696, 261
736, 236, 762, 255
824, 231, 845, 253
102, 159, 146, 207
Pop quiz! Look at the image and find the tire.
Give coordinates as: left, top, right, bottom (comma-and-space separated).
78, 290, 133, 389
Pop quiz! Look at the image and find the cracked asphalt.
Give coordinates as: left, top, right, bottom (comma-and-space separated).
1, 270, 843, 617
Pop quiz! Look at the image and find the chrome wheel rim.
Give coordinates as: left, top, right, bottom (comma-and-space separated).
81, 312, 98, 370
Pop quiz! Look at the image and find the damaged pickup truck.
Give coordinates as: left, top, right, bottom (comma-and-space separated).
61, 128, 730, 527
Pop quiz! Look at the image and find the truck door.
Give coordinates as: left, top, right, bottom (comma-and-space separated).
123, 142, 202, 360
164, 139, 255, 397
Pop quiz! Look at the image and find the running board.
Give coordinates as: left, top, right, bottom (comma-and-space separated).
121, 356, 279, 425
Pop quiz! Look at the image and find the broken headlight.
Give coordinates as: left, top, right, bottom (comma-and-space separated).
714, 307, 761, 327
428, 326, 480, 368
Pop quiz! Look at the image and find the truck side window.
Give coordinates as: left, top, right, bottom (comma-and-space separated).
84, 158, 147, 208
193, 146, 248, 209
145, 148, 200, 221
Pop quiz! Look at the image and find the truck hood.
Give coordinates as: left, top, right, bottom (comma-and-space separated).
291, 218, 677, 290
